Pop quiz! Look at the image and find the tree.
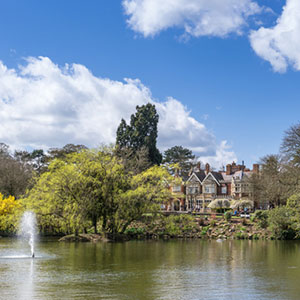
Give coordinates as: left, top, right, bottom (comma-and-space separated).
0, 144, 33, 198
281, 123, 300, 165
24, 147, 172, 236
268, 206, 296, 239
0, 193, 23, 234
47, 144, 87, 161
255, 155, 287, 207
116, 103, 162, 170
163, 146, 195, 175
25, 149, 118, 235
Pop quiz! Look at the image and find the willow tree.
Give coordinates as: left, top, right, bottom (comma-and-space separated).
25, 148, 172, 236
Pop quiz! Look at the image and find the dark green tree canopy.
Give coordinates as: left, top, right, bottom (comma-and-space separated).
116, 103, 162, 168
163, 146, 195, 175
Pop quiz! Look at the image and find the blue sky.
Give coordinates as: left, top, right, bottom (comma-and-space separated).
0, 0, 299, 168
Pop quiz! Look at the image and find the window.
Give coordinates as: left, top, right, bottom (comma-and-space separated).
188, 186, 199, 194
196, 200, 203, 209
172, 185, 181, 192
221, 186, 227, 194
204, 184, 215, 194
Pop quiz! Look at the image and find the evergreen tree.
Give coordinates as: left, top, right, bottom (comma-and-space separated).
116, 103, 162, 168
163, 146, 195, 175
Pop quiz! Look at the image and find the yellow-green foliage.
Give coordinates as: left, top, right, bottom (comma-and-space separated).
24, 148, 174, 235
0, 193, 23, 233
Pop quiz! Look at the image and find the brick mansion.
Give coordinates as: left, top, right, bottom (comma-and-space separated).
169, 161, 260, 212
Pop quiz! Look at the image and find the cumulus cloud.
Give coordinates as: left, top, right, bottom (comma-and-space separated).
122, 0, 262, 38
199, 141, 237, 168
250, 0, 300, 72
0, 56, 236, 167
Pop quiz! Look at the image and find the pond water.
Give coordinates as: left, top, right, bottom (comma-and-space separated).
0, 238, 300, 300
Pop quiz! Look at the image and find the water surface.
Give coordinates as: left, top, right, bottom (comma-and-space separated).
0, 238, 300, 299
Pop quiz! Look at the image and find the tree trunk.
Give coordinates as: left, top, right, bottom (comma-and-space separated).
93, 217, 98, 234
102, 214, 107, 232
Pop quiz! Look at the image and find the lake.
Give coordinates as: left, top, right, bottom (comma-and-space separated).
0, 238, 300, 299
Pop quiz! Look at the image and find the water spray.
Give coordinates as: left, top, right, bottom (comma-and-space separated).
20, 211, 37, 258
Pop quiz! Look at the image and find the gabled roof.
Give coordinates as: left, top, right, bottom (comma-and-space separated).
194, 171, 206, 181
202, 172, 221, 186
186, 170, 206, 183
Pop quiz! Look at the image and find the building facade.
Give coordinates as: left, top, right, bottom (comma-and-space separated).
184, 162, 259, 212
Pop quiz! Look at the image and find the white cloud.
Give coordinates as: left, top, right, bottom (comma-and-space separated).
123, 0, 262, 38
250, 0, 300, 72
199, 141, 237, 169
0, 56, 235, 167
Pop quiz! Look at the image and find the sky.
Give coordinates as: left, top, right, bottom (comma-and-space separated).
0, 0, 300, 168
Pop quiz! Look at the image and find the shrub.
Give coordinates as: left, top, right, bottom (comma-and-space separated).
235, 232, 247, 239
124, 227, 145, 235
209, 219, 216, 227
198, 218, 205, 226
201, 226, 209, 236
268, 207, 296, 240
165, 221, 181, 236
287, 194, 300, 210
252, 210, 269, 229
224, 211, 232, 222
241, 218, 247, 225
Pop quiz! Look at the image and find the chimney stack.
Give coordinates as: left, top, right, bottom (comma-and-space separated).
205, 163, 210, 174
253, 164, 259, 174
226, 164, 232, 175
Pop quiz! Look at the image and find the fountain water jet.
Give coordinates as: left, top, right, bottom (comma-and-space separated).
20, 211, 37, 258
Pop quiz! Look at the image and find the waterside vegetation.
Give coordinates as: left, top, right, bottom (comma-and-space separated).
1, 104, 300, 241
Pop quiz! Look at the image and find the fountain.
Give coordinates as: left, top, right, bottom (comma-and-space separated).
20, 211, 37, 258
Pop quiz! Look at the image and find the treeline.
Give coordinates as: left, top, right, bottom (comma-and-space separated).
249, 123, 300, 208
245, 122, 300, 239
0, 143, 87, 199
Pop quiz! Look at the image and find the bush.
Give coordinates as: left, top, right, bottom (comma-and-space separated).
252, 210, 269, 228
268, 207, 296, 240
235, 232, 248, 239
124, 227, 145, 235
287, 194, 300, 210
201, 226, 209, 236
224, 211, 232, 222
198, 218, 205, 226
209, 219, 216, 227
241, 218, 247, 225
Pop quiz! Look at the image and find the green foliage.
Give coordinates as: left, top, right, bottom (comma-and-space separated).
252, 210, 269, 228
209, 219, 216, 227
158, 214, 195, 236
201, 227, 209, 236
24, 148, 172, 236
268, 206, 296, 240
224, 211, 232, 222
287, 193, 300, 210
234, 232, 248, 239
124, 227, 145, 235
163, 146, 195, 175
116, 103, 162, 168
